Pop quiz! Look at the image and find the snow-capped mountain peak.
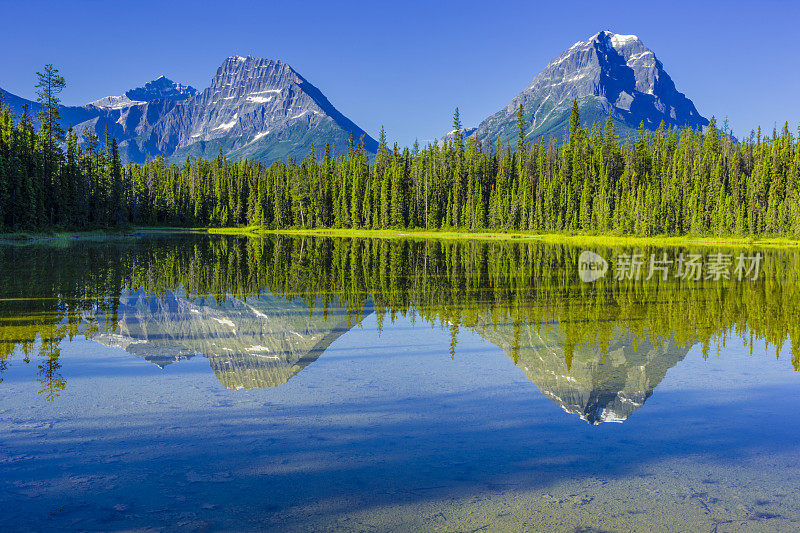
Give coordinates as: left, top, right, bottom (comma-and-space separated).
88, 76, 197, 111
470, 29, 708, 146
120, 55, 376, 162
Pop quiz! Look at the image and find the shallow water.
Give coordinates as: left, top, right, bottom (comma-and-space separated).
1, 235, 799, 531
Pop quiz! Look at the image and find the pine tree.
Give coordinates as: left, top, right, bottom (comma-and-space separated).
35, 64, 66, 225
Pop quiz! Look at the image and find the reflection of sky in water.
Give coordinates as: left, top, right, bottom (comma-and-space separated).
2, 306, 800, 531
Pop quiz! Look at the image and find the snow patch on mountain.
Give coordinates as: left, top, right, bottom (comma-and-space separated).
214, 116, 238, 131
247, 96, 273, 103
610, 33, 638, 47
251, 131, 270, 143
89, 94, 148, 110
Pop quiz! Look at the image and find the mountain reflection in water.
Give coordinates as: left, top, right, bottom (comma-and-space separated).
0, 234, 797, 424
90, 290, 369, 390
478, 321, 692, 423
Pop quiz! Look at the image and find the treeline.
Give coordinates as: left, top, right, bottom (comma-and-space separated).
2, 67, 800, 235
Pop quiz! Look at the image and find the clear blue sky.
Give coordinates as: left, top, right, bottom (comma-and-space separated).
1, 0, 798, 146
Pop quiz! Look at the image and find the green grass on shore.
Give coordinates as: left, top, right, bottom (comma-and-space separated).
209, 226, 800, 249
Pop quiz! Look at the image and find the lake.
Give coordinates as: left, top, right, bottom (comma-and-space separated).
1, 235, 799, 531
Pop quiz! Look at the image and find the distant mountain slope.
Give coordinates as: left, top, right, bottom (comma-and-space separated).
0, 87, 96, 130
1, 79, 195, 155
470, 30, 709, 147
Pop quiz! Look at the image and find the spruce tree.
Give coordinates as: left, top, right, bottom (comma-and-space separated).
516, 104, 526, 154
569, 99, 580, 140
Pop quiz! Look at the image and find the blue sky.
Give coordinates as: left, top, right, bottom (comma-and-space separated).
1, 0, 798, 146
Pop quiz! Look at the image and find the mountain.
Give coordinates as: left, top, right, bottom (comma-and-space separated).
88, 290, 371, 390
474, 320, 692, 424
123, 76, 197, 103
129, 56, 378, 162
0, 57, 377, 163
469, 30, 709, 147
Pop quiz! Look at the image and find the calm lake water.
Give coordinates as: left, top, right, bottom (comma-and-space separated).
1, 235, 800, 531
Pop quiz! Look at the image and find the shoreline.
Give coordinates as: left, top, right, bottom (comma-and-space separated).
0, 227, 209, 245
209, 226, 800, 248
3, 226, 800, 248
